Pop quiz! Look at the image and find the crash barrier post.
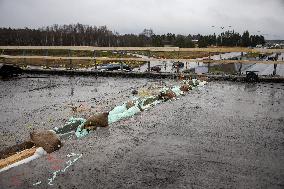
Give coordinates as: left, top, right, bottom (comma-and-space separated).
208, 61, 210, 73
23, 50, 26, 67
45, 49, 49, 68
208, 52, 211, 73
239, 63, 242, 75
120, 61, 123, 71
93, 50, 97, 70
148, 50, 151, 72
273, 64, 277, 75
68, 49, 72, 70
2, 50, 6, 64
95, 60, 97, 70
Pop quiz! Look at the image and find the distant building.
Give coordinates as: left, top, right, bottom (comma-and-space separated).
192, 40, 199, 47
265, 40, 284, 48
162, 40, 173, 47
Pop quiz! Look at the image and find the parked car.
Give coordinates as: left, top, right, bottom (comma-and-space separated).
0, 64, 22, 77
172, 62, 184, 68
151, 65, 162, 72
229, 57, 239, 60
98, 63, 132, 71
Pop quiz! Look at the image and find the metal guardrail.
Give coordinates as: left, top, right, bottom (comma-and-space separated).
1, 55, 284, 64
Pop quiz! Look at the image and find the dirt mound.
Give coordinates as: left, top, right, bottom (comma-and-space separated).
83, 112, 109, 130
126, 101, 135, 109
0, 141, 35, 159
180, 84, 192, 92
159, 89, 176, 101
30, 130, 61, 153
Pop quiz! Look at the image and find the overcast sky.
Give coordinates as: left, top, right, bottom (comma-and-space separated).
0, 0, 283, 39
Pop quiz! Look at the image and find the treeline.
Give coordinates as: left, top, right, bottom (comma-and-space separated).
0, 23, 265, 47
198, 31, 265, 47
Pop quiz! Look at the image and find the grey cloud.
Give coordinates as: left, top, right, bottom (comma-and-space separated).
0, 0, 283, 39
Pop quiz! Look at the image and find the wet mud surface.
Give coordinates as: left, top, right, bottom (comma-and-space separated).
0, 75, 284, 188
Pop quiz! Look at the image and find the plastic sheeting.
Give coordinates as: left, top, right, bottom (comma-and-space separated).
65, 79, 207, 138
138, 96, 161, 110
108, 103, 141, 124
192, 79, 199, 86
171, 86, 184, 96
109, 105, 127, 115
198, 81, 207, 87
63, 117, 88, 138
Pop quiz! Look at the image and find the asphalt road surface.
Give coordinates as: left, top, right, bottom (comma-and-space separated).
0, 75, 283, 188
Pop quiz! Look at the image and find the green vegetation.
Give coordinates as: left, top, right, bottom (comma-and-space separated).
0, 24, 265, 48
209, 64, 237, 75
245, 52, 272, 58
198, 31, 265, 48
149, 51, 219, 59
0, 49, 136, 58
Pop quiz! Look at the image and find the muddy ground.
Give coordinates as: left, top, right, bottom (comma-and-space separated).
0, 75, 284, 189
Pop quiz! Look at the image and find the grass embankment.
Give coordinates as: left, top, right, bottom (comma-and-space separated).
0, 49, 145, 69
148, 51, 219, 59
0, 49, 138, 58
245, 52, 273, 58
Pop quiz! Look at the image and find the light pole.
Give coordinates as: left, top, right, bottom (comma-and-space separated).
211, 25, 218, 46
220, 26, 224, 45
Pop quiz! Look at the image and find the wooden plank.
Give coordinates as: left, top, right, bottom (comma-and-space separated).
0, 147, 37, 169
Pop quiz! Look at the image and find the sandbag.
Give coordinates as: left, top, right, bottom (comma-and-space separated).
109, 105, 127, 115
83, 112, 109, 130
108, 105, 141, 124
186, 80, 194, 86
192, 79, 199, 86
180, 84, 192, 92
171, 86, 183, 96
158, 89, 176, 101
30, 130, 61, 153
198, 81, 207, 87
138, 96, 161, 110
126, 101, 135, 109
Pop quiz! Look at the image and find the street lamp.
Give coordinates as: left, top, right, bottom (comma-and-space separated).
220, 26, 225, 45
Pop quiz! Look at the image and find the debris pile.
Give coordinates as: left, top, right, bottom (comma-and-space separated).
74, 79, 207, 137
0, 78, 207, 173
55, 78, 208, 138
